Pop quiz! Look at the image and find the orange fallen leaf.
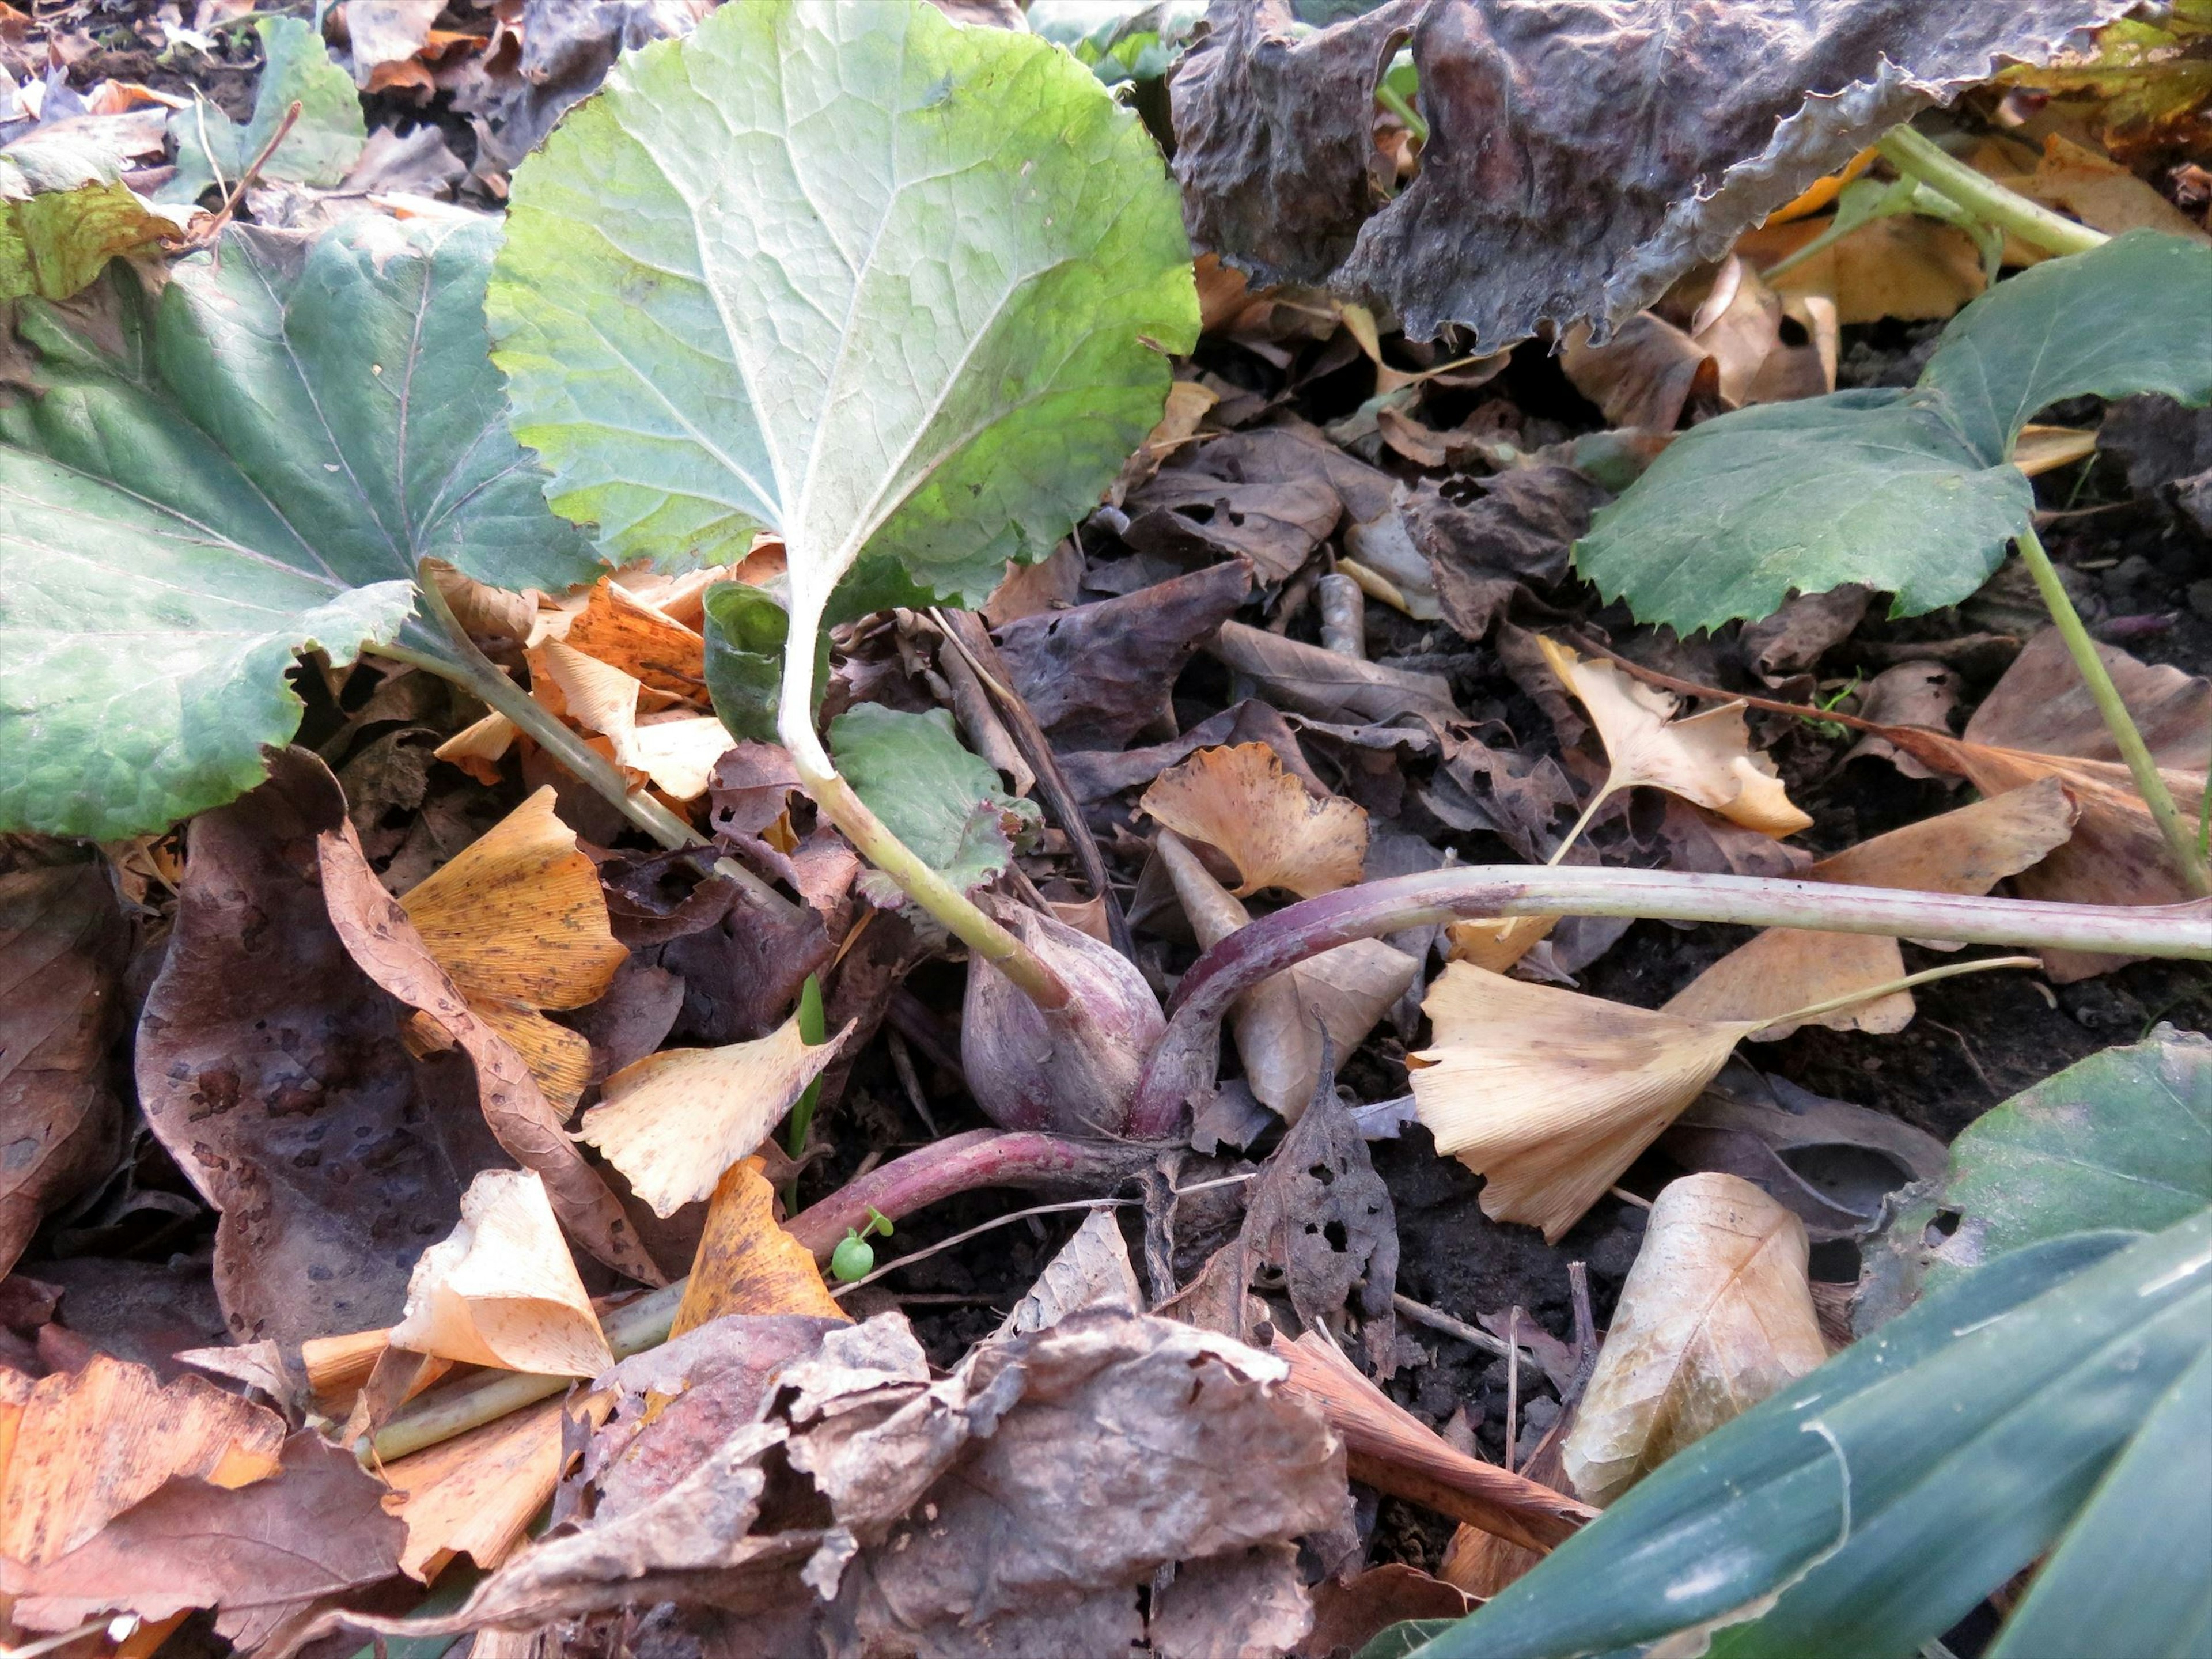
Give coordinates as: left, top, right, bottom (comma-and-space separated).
399, 786, 626, 1110
0, 1354, 284, 1566
563, 577, 707, 696
670, 1156, 847, 1336
1141, 743, 1369, 899
532, 640, 732, 802
381, 1397, 568, 1582
389, 1168, 615, 1378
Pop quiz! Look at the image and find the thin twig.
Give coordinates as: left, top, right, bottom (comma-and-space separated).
1504, 1307, 1522, 1475
885, 1025, 940, 1137
172, 100, 302, 252
1393, 1292, 1515, 1360
831, 1198, 1137, 1295
1564, 630, 1885, 733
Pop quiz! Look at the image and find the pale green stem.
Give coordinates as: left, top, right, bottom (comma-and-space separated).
1762, 215, 1856, 281
777, 601, 1071, 1010
1376, 82, 1427, 145
1874, 127, 2107, 257
2014, 527, 2210, 896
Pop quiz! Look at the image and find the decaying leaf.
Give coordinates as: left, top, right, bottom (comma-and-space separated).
1537, 638, 1811, 836
1412, 964, 1754, 1242
997, 1205, 1143, 1340
389, 1169, 614, 1378
0, 127, 194, 303
381, 1399, 569, 1583
1143, 743, 1370, 898
137, 749, 483, 1344
0, 863, 126, 1278
0, 1354, 285, 1567
580, 1016, 845, 1218
671, 1157, 847, 1336
1158, 830, 1416, 1118
1171, 0, 2133, 344
1663, 779, 2078, 1037
1562, 1173, 1829, 1506
399, 786, 628, 1111
318, 816, 662, 1285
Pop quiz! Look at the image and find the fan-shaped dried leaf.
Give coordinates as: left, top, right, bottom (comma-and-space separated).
399, 786, 626, 1110
381, 1398, 567, 1582
563, 578, 708, 697
1172, 0, 2134, 344
389, 1169, 613, 1377
1537, 638, 1810, 835
1562, 1175, 1828, 1508
671, 1157, 847, 1336
1663, 779, 2079, 1037
580, 1018, 847, 1218
532, 641, 733, 802
1411, 964, 1752, 1242
0, 1354, 284, 1567
1142, 743, 1369, 898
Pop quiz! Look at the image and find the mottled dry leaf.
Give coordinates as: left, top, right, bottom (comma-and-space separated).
563, 577, 707, 697
1172, 0, 2131, 344
580, 1017, 845, 1218
318, 819, 662, 1285
669, 1157, 847, 1336
400, 785, 627, 1111
390, 1169, 613, 1377
1210, 620, 1463, 727
1664, 779, 2078, 1037
996, 1205, 1142, 1340
1412, 964, 1753, 1242
1143, 743, 1369, 898
0, 1431, 404, 1644
1562, 1173, 1828, 1506
137, 749, 482, 1343
382, 1398, 567, 1582
532, 641, 733, 802
1158, 830, 1415, 1118
1537, 637, 1810, 836
0, 1354, 283, 1566
0, 864, 126, 1278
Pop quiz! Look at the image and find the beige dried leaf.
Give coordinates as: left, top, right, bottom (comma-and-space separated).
381, 1398, 567, 1582
431, 710, 517, 785
1141, 743, 1369, 897
1411, 963, 1751, 1243
579, 1016, 846, 1217
1662, 778, 2079, 1037
389, 1169, 613, 1378
531, 641, 731, 801
1536, 637, 1810, 836
1561, 1173, 1828, 1506
1158, 831, 1415, 1118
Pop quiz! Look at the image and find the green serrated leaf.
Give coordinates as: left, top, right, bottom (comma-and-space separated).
1574, 232, 2212, 634
0, 218, 603, 839
0, 128, 194, 302
828, 703, 1038, 896
162, 16, 366, 204
700, 582, 827, 743
1403, 1214, 2212, 1659
487, 0, 1197, 694
1940, 1028, 2212, 1275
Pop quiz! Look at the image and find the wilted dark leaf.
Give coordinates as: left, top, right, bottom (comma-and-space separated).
1404, 467, 1610, 642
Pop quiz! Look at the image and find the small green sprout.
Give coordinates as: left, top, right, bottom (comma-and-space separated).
830, 1207, 895, 1284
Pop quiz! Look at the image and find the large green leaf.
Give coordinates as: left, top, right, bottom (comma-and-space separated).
829, 704, 1038, 897
0, 128, 194, 302
1575, 232, 2212, 633
486, 0, 1198, 700
0, 218, 602, 839
162, 17, 366, 204
1402, 1210, 2212, 1659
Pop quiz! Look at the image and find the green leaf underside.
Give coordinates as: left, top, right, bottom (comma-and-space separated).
1577, 232, 2212, 634
161, 16, 366, 204
487, 0, 1198, 637
1942, 1030, 2212, 1271
830, 703, 1037, 895
0, 129, 193, 302
1407, 1213, 2212, 1659
0, 218, 601, 839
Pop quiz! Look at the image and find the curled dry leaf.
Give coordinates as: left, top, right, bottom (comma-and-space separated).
318, 818, 663, 1286
399, 786, 627, 1111
580, 1016, 847, 1218
389, 1169, 614, 1378
563, 577, 709, 697
0, 1354, 284, 1567
1663, 779, 2079, 1037
0, 863, 126, 1278
1158, 830, 1415, 1118
1537, 637, 1812, 836
671, 1157, 847, 1336
533, 639, 734, 802
997, 1204, 1143, 1340
381, 1399, 569, 1582
1561, 1173, 1829, 1507
1412, 963, 1753, 1243
1142, 743, 1370, 898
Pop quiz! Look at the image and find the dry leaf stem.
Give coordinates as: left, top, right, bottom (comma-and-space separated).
1874, 125, 2107, 257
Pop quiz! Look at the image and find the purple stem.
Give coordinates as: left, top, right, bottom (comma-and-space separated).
1126, 866, 2212, 1139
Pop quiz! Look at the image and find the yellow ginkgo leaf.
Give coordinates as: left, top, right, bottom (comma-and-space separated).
1536, 637, 1810, 839
1139, 743, 1368, 898
562, 577, 707, 697
670, 1156, 847, 1337
1157, 830, 1415, 1119
1412, 963, 1750, 1244
531, 639, 731, 801
431, 710, 518, 786
579, 1015, 847, 1218
389, 1169, 614, 1378
399, 787, 626, 1111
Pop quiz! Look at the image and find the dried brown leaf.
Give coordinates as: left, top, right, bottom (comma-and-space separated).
670, 1156, 847, 1336
1143, 743, 1369, 898
382, 1397, 567, 1582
